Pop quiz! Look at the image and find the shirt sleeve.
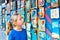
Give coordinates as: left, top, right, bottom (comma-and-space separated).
8, 31, 15, 40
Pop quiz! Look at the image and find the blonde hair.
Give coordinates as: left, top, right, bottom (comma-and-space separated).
6, 13, 19, 35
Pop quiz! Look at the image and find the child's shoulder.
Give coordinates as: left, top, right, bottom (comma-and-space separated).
9, 29, 15, 34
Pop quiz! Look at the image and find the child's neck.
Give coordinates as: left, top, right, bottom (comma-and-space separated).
15, 26, 22, 31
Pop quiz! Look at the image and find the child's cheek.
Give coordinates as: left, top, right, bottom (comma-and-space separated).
18, 20, 23, 25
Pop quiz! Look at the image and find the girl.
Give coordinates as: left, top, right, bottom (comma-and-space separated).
6, 13, 27, 40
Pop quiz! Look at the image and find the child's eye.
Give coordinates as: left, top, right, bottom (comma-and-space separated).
20, 17, 23, 20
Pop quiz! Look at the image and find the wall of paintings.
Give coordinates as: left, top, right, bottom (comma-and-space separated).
0, 0, 60, 40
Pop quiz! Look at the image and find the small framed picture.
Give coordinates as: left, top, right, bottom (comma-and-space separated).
0, 16, 2, 23
2, 23, 6, 31
52, 21, 59, 38
27, 31, 31, 40
39, 32, 46, 40
32, 19, 37, 28
26, 0, 31, 11
26, 12, 30, 22
0, 6, 2, 15
18, 8, 24, 15
6, 3, 11, 13
17, 0, 20, 9
12, 1, 16, 10
2, 15, 5, 23
38, 7, 44, 18
2, 3, 6, 8
6, 15, 11, 22
51, 0, 58, 8
31, 0, 37, 8
2, 8, 5, 15
10, 10, 16, 16
0, 0, 2, 5
31, 28, 37, 40
31, 9, 37, 20
26, 22, 31, 31
38, 0, 44, 6
46, 0, 50, 3
58, 0, 60, 6
20, 0, 24, 8
38, 19, 45, 31
51, 8, 59, 19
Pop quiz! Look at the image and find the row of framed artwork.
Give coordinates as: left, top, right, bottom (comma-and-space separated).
0, 0, 60, 10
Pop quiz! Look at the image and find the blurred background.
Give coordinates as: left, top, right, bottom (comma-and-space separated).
0, 0, 60, 40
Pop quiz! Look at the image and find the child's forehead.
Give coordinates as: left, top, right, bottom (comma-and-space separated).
17, 15, 22, 18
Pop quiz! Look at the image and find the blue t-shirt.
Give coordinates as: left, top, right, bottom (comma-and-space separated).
8, 29, 27, 40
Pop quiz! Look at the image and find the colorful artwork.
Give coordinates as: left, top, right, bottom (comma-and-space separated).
39, 32, 46, 40
26, 0, 31, 11
20, 0, 24, 8
31, 9, 37, 20
27, 31, 31, 40
0, 0, 60, 40
12, 1, 16, 10
38, 0, 44, 6
52, 21, 59, 38
31, 29, 37, 40
0, 6, 2, 15
46, 0, 50, 3
38, 19, 45, 31
31, 0, 37, 8
39, 7, 44, 18
32, 19, 37, 28
17, 0, 20, 9
51, 0, 58, 8
26, 12, 30, 22
2, 8, 5, 15
51, 8, 59, 19
26, 22, 31, 31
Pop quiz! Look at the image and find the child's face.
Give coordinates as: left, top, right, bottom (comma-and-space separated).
16, 15, 24, 26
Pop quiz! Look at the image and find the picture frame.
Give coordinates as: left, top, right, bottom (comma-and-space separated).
38, 19, 45, 31
46, 0, 50, 3
2, 15, 5, 23
27, 31, 31, 40
52, 21, 59, 38
2, 8, 5, 15
0, 6, 2, 15
39, 32, 46, 40
51, 8, 59, 19
51, 0, 58, 8
26, 22, 31, 31
0, 16, 2, 23
6, 3, 11, 14
1, 3, 6, 8
26, 12, 30, 22
31, 9, 37, 20
20, 0, 24, 8
17, 8, 24, 15
0, 0, 2, 5
26, 0, 31, 11
31, 0, 37, 8
58, 0, 60, 6
32, 19, 37, 28
31, 28, 37, 40
17, 0, 20, 9
38, 0, 44, 6
12, 1, 16, 10
39, 7, 44, 18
